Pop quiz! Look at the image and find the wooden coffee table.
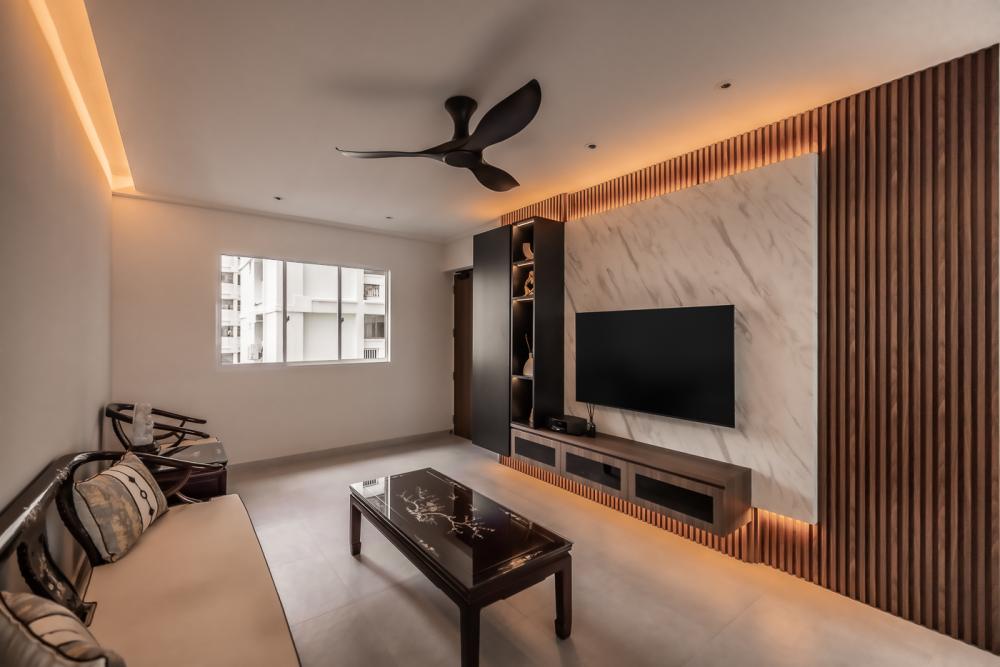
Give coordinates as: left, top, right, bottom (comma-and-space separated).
349, 468, 572, 667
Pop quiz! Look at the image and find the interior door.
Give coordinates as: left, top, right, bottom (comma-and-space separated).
452, 270, 472, 439
471, 226, 512, 456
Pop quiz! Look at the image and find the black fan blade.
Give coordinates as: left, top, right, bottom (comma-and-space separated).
468, 161, 519, 192
464, 79, 541, 151
336, 148, 437, 159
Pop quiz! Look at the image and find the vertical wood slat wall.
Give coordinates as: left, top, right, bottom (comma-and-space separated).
498, 46, 999, 652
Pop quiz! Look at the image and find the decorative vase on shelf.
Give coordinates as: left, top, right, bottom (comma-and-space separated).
522, 242, 534, 260
523, 270, 535, 296
522, 334, 534, 377
585, 403, 597, 437
131, 402, 156, 452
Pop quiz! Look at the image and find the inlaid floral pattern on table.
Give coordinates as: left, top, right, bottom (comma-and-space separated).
398, 486, 495, 540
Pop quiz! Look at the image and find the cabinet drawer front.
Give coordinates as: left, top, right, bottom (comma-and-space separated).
561, 444, 627, 498
627, 463, 724, 533
511, 431, 562, 473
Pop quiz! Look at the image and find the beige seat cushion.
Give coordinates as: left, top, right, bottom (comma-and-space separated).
85, 495, 299, 667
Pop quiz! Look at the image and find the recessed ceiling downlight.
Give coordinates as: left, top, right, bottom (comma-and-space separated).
718, 81, 733, 90
273, 195, 283, 201
586, 143, 597, 150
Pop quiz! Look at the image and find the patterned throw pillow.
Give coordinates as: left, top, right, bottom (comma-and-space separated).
0, 591, 125, 666
72, 452, 167, 563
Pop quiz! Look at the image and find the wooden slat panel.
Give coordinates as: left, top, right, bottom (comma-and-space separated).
876, 81, 890, 612
865, 85, 879, 608
959, 50, 974, 643
986, 44, 1000, 654
972, 48, 990, 646
499, 193, 567, 226
934, 59, 949, 633
497, 46, 999, 654
946, 56, 960, 637
919, 67, 935, 627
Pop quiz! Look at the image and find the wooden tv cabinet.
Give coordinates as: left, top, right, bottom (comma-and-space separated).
510, 423, 752, 536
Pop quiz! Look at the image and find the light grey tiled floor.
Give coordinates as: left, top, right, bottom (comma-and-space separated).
231, 435, 1000, 667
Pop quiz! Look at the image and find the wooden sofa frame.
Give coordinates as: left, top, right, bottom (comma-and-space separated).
105, 403, 213, 452
0, 451, 221, 624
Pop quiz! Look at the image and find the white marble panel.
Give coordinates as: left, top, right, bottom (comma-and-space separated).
565, 153, 818, 522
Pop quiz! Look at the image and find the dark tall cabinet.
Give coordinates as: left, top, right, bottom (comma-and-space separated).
471, 218, 564, 457
472, 226, 512, 455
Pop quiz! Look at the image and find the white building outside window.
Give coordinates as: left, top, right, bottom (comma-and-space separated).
219, 255, 388, 365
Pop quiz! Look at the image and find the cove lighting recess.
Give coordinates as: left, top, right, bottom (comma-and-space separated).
29, 0, 133, 190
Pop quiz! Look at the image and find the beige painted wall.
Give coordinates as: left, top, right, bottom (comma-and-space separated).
110, 197, 453, 464
441, 234, 474, 273
0, 0, 112, 509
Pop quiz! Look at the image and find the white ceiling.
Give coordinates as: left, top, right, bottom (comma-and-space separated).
86, 0, 1000, 241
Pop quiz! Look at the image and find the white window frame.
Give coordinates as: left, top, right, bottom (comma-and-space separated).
216, 253, 391, 368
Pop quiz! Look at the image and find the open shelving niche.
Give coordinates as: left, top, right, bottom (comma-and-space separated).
511, 218, 535, 426
508, 217, 564, 430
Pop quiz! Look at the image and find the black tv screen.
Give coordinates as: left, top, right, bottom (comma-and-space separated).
575, 306, 735, 427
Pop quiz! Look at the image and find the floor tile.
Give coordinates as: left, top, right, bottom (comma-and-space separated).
269, 555, 354, 625
254, 518, 322, 567
291, 603, 398, 667
321, 534, 421, 600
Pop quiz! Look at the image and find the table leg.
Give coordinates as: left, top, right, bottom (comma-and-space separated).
460, 606, 480, 667
350, 500, 362, 556
554, 556, 572, 639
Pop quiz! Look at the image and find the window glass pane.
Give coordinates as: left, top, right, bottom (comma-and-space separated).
221, 255, 283, 364
364, 314, 385, 339
342, 268, 387, 360
339, 267, 362, 360
220, 256, 387, 365
286, 261, 339, 362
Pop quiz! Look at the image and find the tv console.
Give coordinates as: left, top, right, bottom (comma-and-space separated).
510, 422, 752, 536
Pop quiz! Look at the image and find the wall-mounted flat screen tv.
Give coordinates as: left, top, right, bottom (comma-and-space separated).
575, 305, 735, 427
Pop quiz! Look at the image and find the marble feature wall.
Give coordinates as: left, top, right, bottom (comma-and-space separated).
565, 153, 818, 522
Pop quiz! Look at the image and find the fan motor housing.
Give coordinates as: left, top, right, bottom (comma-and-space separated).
443, 150, 482, 167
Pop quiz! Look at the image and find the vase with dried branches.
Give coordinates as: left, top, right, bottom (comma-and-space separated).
585, 402, 597, 437
522, 334, 534, 377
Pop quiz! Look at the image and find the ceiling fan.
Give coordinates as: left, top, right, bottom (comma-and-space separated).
336, 79, 541, 192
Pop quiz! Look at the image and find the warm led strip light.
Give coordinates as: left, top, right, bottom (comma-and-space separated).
28, 0, 133, 189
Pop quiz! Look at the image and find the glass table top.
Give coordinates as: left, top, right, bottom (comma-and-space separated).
159, 442, 228, 465
350, 468, 571, 588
